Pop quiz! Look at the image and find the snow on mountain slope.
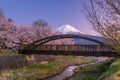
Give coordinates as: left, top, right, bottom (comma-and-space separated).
57, 24, 85, 34
56, 24, 106, 45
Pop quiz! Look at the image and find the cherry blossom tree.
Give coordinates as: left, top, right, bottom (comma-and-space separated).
82, 0, 120, 54
46, 31, 75, 45
17, 19, 53, 49
0, 9, 74, 52
0, 10, 19, 50
32, 19, 53, 40
0, 9, 5, 25
18, 25, 36, 46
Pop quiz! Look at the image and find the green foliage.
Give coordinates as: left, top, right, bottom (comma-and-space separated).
28, 62, 64, 70
99, 58, 120, 80
28, 64, 52, 70
69, 60, 113, 80
69, 55, 76, 60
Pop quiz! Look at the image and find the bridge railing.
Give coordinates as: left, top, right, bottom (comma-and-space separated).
20, 45, 120, 57
33, 45, 113, 52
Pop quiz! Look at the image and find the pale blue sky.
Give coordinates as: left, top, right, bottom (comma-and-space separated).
0, 0, 98, 35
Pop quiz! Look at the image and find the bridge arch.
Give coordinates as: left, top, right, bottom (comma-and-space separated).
24, 34, 107, 49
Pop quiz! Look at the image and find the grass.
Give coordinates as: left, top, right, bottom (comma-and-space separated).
0, 49, 17, 56
68, 59, 113, 80
98, 58, 120, 80
0, 56, 95, 80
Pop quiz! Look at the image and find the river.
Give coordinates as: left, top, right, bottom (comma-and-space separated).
45, 66, 78, 80
44, 57, 108, 80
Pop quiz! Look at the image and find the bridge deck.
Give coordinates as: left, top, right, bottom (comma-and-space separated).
20, 45, 119, 57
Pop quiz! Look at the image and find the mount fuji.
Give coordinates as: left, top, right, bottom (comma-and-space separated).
57, 24, 105, 45
57, 24, 85, 34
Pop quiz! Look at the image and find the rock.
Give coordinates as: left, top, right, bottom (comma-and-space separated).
40, 61, 48, 64
74, 67, 80, 73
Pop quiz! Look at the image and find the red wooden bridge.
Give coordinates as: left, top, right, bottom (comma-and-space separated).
19, 34, 119, 57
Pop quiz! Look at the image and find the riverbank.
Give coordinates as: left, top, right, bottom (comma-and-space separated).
68, 59, 114, 80
45, 66, 79, 80
98, 58, 120, 80
0, 55, 95, 80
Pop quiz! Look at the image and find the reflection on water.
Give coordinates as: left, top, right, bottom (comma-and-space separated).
45, 66, 78, 80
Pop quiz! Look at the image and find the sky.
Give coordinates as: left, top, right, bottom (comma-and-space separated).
0, 0, 99, 35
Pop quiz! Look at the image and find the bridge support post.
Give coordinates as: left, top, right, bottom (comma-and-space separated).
24, 54, 35, 64
22, 42, 35, 63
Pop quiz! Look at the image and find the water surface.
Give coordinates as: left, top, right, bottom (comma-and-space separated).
45, 66, 78, 80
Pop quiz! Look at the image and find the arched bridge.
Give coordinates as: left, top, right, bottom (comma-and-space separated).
19, 34, 119, 57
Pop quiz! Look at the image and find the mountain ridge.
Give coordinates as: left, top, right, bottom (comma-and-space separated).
57, 24, 85, 34
56, 24, 105, 45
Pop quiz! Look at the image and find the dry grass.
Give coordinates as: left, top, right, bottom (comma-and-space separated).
0, 56, 95, 80
0, 49, 18, 56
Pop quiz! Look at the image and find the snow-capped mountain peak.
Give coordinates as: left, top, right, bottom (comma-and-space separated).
57, 24, 85, 34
